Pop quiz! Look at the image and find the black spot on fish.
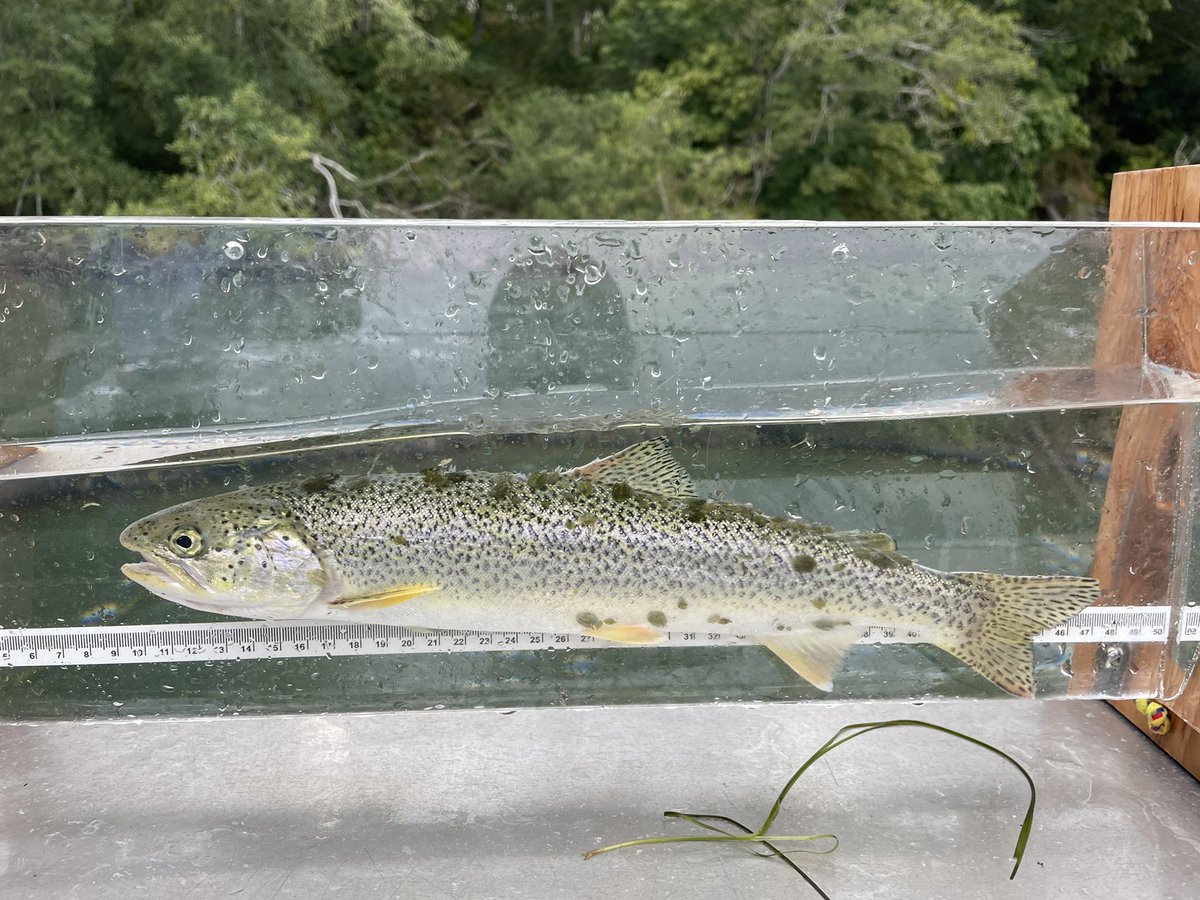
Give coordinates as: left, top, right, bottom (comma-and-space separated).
527, 471, 561, 491
490, 475, 514, 501
677, 600, 688, 610
647, 611, 667, 627
577, 611, 602, 629
611, 482, 633, 501
684, 499, 707, 523
791, 554, 818, 574
814, 619, 845, 631
707, 614, 732, 625
301, 473, 339, 494
422, 468, 447, 488
392, 534, 409, 546
812, 597, 827, 609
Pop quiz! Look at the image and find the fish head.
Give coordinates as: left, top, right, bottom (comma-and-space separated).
119, 490, 329, 619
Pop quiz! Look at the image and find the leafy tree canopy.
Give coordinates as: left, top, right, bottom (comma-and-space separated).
0, 0, 1189, 219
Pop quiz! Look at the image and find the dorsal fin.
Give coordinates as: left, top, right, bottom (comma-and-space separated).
564, 438, 695, 500
830, 530, 898, 553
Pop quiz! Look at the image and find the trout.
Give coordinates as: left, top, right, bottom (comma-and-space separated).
119, 439, 1098, 696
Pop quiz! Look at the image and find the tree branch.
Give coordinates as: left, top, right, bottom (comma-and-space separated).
312, 153, 362, 218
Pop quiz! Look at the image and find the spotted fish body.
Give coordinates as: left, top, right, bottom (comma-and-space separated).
120, 440, 1099, 696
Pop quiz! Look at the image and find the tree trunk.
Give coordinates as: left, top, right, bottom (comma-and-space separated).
472, 0, 485, 47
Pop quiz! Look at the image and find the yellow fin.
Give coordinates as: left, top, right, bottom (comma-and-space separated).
938, 572, 1098, 697
586, 623, 665, 644
332, 583, 439, 610
564, 438, 695, 500
762, 625, 860, 692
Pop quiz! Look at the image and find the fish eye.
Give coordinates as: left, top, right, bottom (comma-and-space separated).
169, 527, 204, 557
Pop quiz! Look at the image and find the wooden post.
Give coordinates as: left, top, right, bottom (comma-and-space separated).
1093, 165, 1200, 778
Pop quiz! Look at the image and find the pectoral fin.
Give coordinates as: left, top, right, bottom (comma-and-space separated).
762, 625, 860, 691
586, 623, 665, 644
331, 583, 439, 610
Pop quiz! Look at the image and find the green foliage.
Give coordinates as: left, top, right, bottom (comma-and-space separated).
478, 87, 748, 218
0, 0, 1190, 218
0, 0, 135, 214
117, 85, 316, 216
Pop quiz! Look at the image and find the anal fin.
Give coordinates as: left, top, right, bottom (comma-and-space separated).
331, 583, 439, 610
762, 625, 860, 692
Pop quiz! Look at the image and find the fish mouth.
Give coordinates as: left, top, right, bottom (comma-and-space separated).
121, 555, 208, 598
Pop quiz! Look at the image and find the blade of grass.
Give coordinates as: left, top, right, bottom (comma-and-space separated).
583, 830, 836, 860
666, 812, 835, 900
754, 719, 1036, 879
585, 717, 1038, 890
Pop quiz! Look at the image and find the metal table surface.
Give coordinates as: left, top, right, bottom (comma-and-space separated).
2, 700, 1198, 899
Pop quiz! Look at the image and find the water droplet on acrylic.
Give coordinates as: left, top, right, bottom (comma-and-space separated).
366, 355, 379, 370
933, 233, 952, 252
830, 242, 850, 261
583, 261, 606, 285
813, 346, 827, 362
223, 241, 245, 260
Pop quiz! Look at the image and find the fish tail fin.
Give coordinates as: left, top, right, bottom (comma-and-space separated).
937, 573, 1099, 698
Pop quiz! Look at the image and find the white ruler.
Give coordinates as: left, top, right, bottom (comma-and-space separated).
0, 606, 1187, 668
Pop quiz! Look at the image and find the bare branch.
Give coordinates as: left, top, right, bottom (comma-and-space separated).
655, 172, 673, 218
361, 149, 437, 187
312, 153, 364, 218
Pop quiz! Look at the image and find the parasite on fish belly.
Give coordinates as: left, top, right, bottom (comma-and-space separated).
118, 438, 1099, 697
